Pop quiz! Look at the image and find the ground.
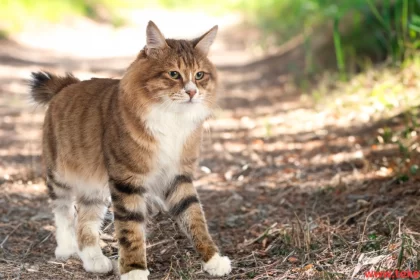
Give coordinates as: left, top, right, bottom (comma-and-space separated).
0, 14, 419, 280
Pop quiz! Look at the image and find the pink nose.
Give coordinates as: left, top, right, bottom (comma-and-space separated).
186, 89, 196, 99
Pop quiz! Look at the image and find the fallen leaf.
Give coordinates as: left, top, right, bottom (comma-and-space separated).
262, 237, 267, 248
388, 243, 399, 251
304, 264, 314, 271
252, 139, 264, 146
288, 256, 299, 263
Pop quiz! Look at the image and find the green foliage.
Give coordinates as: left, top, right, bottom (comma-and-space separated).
375, 105, 419, 182
237, 0, 420, 71
0, 0, 88, 31
333, 16, 346, 80
156, 0, 236, 13
362, 233, 383, 252
0, 30, 7, 39
410, 164, 419, 174
246, 271, 257, 278
0, 0, 148, 33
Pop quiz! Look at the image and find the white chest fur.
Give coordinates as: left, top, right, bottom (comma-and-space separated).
144, 103, 209, 197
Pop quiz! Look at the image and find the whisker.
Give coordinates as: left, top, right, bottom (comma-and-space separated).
203, 99, 223, 111
135, 95, 170, 110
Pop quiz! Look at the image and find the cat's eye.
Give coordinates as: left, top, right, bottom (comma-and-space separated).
169, 71, 181, 79
195, 72, 205, 80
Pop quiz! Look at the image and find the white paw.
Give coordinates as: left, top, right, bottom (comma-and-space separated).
203, 253, 232, 276
55, 244, 77, 260
83, 254, 113, 273
79, 246, 113, 273
121, 269, 150, 280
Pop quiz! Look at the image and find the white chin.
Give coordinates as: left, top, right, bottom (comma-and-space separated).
173, 101, 201, 110
173, 102, 210, 120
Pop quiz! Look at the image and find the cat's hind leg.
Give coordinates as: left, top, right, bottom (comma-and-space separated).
47, 173, 78, 260
109, 179, 149, 279
75, 181, 113, 274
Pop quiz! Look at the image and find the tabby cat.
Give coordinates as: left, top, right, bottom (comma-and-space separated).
29, 21, 232, 279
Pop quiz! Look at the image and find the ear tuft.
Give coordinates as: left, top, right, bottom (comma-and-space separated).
146, 21, 167, 56
194, 25, 218, 56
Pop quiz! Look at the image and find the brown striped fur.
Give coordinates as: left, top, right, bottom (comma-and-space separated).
30, 21, 231, 278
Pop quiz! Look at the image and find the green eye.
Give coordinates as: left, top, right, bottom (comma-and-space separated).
195, 72, 204, 80
169, 71, 180, 79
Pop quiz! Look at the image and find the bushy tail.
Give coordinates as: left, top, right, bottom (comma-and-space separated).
29, 71, 80, 105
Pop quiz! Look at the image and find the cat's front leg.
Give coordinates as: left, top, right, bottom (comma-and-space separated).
165, 175, 232, 276
109, 179, 149, 280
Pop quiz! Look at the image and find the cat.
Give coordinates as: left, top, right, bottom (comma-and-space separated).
29, 21, 232, 280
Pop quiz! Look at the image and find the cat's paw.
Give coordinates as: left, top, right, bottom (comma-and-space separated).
121, 269, 150, 280
79, 247, 113, 273
55, 244, 77, 261
83, 254, 113, 273
203, 253, 232, 276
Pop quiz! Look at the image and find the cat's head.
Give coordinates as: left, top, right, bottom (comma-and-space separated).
121, 21, 218, 117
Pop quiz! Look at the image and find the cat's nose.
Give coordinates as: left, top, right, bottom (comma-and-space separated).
186, 89, 197, 99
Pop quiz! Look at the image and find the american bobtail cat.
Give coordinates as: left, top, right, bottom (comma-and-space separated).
29, 21, 231, 279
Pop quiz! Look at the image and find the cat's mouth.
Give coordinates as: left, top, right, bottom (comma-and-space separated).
178, 99, 201, 104
168, 96, 203, 105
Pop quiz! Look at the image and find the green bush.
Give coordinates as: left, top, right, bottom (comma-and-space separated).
0, 0, 148, 33
0, 0, 88, 31
236, 0, 420, 73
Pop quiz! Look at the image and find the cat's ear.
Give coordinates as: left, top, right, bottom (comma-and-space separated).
145, 21, 168, 56
194, 25, 218, 56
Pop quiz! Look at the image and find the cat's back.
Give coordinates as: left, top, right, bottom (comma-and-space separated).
43, 77, 120, 180
49, 77, 119, 111
47, 77, 119, 134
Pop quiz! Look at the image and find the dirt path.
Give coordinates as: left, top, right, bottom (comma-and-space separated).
1, 15, 419, 280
